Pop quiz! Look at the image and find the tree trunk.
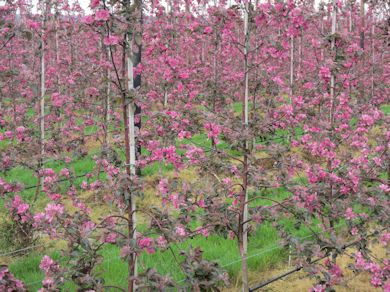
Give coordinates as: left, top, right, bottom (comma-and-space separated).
240, 1, 250, 291
39, 0, 46, 192
371, 20, 375, 98
123, 1, 142, 291
360, 0, 365, 49
290, 35, 294, 99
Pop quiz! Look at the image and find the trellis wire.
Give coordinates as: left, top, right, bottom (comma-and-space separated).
19, 222, 350, 289
248, 228, 383, 291
2, 168, 108, 195
175, 222, 346, 285
0, 244, 45, 257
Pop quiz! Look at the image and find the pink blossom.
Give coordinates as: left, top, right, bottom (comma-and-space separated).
80, 221, 95, 237
51, 92, 65, 107
379, 184, 390, 193
350, 227, 359, 236
16, 203, 29, 215
33, 213, 45, 226
27, 20, 40, 30
5, 131, 13, 139
85, 87, 99, 97
177, 82, 184, 92
81, 181, 89, 190
380, 233, 390, 246
384, 280, 390, 292
203, 26, 213, 34
198, 199, 206, 208
82, 15, 94, 24
157, 236, 168, 248
185, 146, 204, 164
178, 72, 189, 79
90, 0, 100, 9
360, 114, 375, 126
138, 237, 155, 254
44, 204, 64, 223
95, 9, 110, 21
43, 168, 56, 177
222, 178, 232, 186
59, 168, 70, 177
134, 63, 143, 76
178, 130, 191, 140
39, 255, 56, 273
120, 246, 130, 258
329, 264, 343, 284
103, 35, 120, 46
197, 227, 209, 237
157, 178, 169, 195
371, 275, 382, 287
228, 230, 235, 240
319, 66, 331, 82
204, 122, 221, 143
344, 207, 357, 220
310, 284, 326, 292
175, 226, 186, 237
103, 233, 117, 243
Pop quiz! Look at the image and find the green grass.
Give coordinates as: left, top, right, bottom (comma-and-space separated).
9, 212, 333, 291
381, 104, 390, 115
9, 221, 292, 291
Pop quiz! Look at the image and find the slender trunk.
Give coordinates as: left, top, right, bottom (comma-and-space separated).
163, 87, 168, 107
359, 0, 365, 103
185, 0, 190, 13
239, 2, 250, 291
212, 29, 218, 112
8, 48, 16, 132
290, 35, 294, 99
370, 20, 374, 98
328, 0, 337, 231
39, 1, 46, 192
122, 35, 136, 292
360, 0, 365, 49
298, 33, 302, 79
55, 10, 60, 91
124, 2, 142, 291
54, 9, 63, 132
201, 41, 205, 63
320, 14, 324, 62
330, 0, 336, 127
107, 48, 111, 145
104, 42, 111, 147
349, 3, 353, 33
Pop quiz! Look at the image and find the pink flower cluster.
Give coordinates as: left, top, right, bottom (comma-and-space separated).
204, 122, 221, 143
319, 66, 331, 82
149, 146, 182, 169
39, 255, 63, 291
8, 195, 31, 223
34, 203, 64, 227
185, 146, 205, 164
138, 237, 155, 254
355, 251, 389, 288
95, 9, 110, 21
103, 35, 120, 46
0, 266, 25, 291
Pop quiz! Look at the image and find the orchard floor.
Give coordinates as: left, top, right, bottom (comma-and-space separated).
224, 242, 387, 292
